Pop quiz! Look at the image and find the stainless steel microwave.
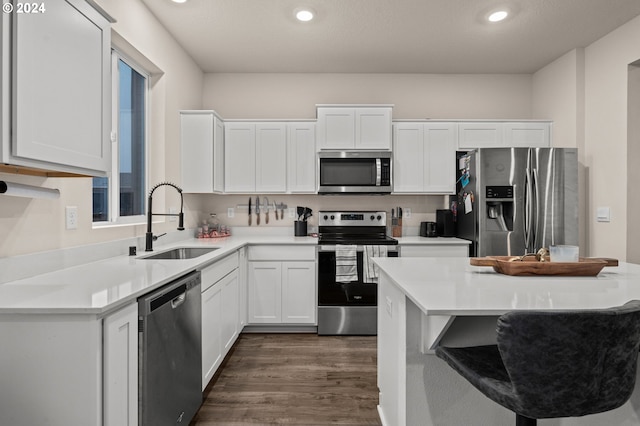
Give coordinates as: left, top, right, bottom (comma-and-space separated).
318, 151, 393, 194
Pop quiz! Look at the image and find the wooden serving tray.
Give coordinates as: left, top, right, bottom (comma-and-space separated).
470, 256, 618, 277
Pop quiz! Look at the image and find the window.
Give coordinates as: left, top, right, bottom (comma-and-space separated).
93, 52, 148, 224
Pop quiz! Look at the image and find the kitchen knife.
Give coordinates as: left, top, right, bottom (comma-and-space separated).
273, 201, 278, 220
256, 196, 261, 225
264, 197, 270, 224
248, 197, 252, 226
281, 204, 285, 220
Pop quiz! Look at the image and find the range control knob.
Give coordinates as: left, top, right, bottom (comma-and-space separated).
330, 215, 335, 220
323, 215, 329, 220
377, 215, 382, 221
370, 215, 375, 221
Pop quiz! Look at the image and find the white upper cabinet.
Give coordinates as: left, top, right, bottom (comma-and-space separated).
458, 121, 551, 149
287, 122, 316, 193
393, 122, 456, 194
503, 122, 551, 147
180, 111, 224, 193
316, 105, 392, 150
255, 123, 287, 193
225, 120, 315, 194
1, 0, 112, 176
225, 122, 257, 193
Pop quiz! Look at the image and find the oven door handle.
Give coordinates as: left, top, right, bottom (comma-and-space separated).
317, 245, 398, 253
376, 158, 382, 186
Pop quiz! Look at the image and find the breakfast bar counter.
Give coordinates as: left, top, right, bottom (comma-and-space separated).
372, 257, 640, 426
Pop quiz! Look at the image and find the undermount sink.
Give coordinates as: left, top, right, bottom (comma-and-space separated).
141, 247, 219, 260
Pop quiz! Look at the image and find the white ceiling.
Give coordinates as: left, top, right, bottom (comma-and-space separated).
140, 0, 640, 74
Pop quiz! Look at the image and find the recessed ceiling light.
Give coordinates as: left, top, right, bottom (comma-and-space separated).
172, 0, 188, 3
296, 9, 314, 22
488, 10, 508, 22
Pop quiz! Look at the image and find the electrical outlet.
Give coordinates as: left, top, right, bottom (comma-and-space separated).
227, 207, 235, 218
289, 208, 296, 219
169, 207, 177, 222
404, 208, 411, 219
65, 206, 78, 230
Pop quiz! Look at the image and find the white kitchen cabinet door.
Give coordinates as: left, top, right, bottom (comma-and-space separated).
503, 122, 551, 147
316, 107, 355, 150
103, 303, 138, 426
202, 279, 223, 389
180, 111, 224, 193
355, 107, 392, 150
281, 261, 316, 324
248, 262, 282, 323
255, 123, 287, 192
287, 122, 316, 193
317, 106, 392, 150
9, 0, 111, 176
393, 122, 455, 194
423, 123, 456, 193
457, 122, 503, 149
225, 122, 256, 192
221, 270, 240, 352
393, 123, 425, 193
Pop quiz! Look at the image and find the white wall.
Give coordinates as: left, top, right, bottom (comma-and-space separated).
0, 0, 204, 257
203, 73, 533, 119
583, 15, 640, 261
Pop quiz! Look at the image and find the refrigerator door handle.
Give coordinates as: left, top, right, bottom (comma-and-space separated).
524, 167, 533, 251
533, 168, 540, 250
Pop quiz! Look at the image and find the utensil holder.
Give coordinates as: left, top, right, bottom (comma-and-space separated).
294, 221, 307, 237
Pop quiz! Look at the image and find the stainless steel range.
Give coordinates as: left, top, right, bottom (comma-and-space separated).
317, 211, 398, 335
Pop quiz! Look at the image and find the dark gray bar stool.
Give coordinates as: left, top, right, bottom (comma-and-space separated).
435, 300, 640, 426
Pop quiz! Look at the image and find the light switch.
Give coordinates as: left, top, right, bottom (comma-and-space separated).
596, 207, 611, 222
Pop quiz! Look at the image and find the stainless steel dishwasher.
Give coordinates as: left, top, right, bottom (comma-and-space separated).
138, 271, 202, 426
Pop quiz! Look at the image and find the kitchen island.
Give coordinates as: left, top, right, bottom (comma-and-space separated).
373, 257, 640, 426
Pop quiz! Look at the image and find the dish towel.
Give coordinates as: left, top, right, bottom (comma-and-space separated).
336, 245, 358, 283
363, 245, 388, 284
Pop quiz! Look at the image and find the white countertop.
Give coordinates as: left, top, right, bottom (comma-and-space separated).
373, 257, 640, 316
0, 236, 317, 316
0, 234, 468, 316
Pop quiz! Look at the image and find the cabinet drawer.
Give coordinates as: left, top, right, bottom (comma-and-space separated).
248, 245, 316, 261
200, 252, 239, 292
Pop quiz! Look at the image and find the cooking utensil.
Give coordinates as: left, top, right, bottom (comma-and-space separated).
264, 197, 270, 224
256, 196, 261, 225
280, 204, 285, 220
297, 206, 304, 221
248, 197, 252, 226
273, 201, 278, 221
303, 207, 312, 221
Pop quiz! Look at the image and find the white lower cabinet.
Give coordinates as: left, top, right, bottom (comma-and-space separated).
201, 252, 241, 389
247, 246, 316, 325
103, 302, 138, 426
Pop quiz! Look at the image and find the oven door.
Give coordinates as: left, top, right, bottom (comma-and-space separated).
317, 245, 398, 306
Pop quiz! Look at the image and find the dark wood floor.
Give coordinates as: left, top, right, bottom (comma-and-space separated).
190, 333, 381, 426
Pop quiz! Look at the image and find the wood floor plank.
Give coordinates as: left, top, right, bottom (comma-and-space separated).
190, 333, 381, 426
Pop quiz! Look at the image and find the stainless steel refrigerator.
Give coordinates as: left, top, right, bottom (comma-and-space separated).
455, 148, 578, 257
